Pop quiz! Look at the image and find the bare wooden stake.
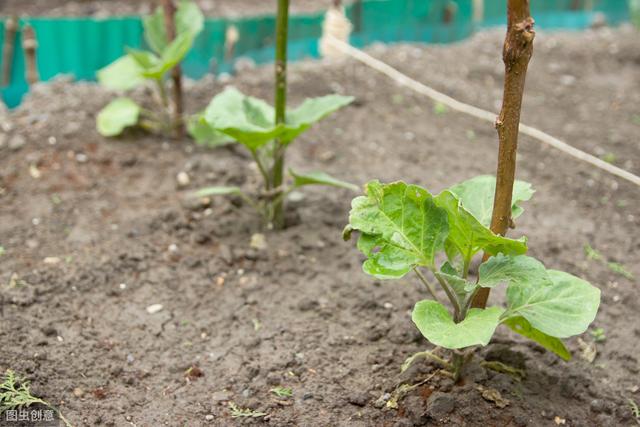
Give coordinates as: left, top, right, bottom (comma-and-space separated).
2, 16, 18, 86
162, 0, 184, 137
472, 0, 535, 309
22, 24, 39, 86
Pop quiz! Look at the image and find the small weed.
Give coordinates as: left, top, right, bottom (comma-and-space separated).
228, 402, 267, 418
607, 262, 634, 280
433, 102, 448, 115
51, 194, 62, 205
584, 244, 602, 261
0, 370, 71, 426
628, 398, 640, 422
270, 386, 292, 398
252, 318, 262, 331
466, 129, 476, 141
601, 153, 617, 164
589, 327, 606, 343
0, 246, 5, 257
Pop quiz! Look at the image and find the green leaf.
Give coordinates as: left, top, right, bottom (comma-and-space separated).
412, 300, 504, 349
96, 97, 141, 137
348, 181, 449, 279
434, 190, 527, 264
503, 316, 571, 361
439, 261, 472, 299
126, 48, 160, 70
190, 186, 243, 198
143, 7, 167, 54
176, 0, 204, 37
97, 55, 145, 91
203, 87, 281, 151
506, 269, 600, 338
289, 169, 359, 191
203, 89, 353, 150
141, 32, 194, 79
478, 254, 549, 289
187, 114, 235, 147
449, 175, 534, 227
279, 95, 354, 144
143, 0, 204, 54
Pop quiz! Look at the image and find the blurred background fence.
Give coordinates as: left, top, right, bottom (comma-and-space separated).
0, 0, 633, 107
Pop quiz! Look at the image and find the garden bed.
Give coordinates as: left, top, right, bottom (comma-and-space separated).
1, 27, 639, 426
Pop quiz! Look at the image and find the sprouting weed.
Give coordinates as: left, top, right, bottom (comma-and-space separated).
589, 327, 606, 343
270, 386, 292, 397
228, 402, 267, 418
0, 370, 71, 427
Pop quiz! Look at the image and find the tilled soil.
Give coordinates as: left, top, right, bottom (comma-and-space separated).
1, 27, 639, 426
0, 0, 328, 18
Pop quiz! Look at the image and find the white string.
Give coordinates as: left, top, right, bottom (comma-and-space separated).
325, 35, 640, 187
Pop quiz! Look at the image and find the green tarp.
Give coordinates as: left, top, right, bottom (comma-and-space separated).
0, 0, 631, 108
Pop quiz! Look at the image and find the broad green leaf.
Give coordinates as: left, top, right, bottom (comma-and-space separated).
478, 254, 549, 289
279, 95, 354, 144
506, 269, 600, 338
97, 55, 145, 91
176, 0, 204, 37
143, 0, 204, 54
203, 89, 352, 150
203, 87, 281, 150
190, 186, 243, 198
503, 316, 571, 361
187, 114, 235, 147
141, 32, 194, 79
290, 169, 358, 191
449, 175, 534, 227
348, 181, 449, 278
96, 97, 141, 137
143, 7, 167, 54
126, 48, 160, 70
412, 300, 504, 349
434, 190, 527, 264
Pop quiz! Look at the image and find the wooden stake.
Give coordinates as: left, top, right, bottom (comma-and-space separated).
162, 0, 184, 137
472, 0, 535, 309
22, 24, 39, 85
2, 16, 18, 86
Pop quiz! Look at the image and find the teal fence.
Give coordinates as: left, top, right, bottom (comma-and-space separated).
0, 0, 632, 108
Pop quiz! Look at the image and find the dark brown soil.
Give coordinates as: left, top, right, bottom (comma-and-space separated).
1, 27, 639, 426
0, 0, 328, 18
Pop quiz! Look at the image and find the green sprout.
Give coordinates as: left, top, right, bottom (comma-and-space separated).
228, 402, 267, 418
0, 370, 71, 427
270, 386, 292, 397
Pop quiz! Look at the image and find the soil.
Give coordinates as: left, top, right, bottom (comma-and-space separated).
0, 0, 329, 18
1, 26, 639, 427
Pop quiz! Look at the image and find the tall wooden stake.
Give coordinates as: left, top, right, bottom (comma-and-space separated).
2, 17, 18, 86
270, 0, 289, 229
162, 0, 184, 137
22, 25, 39, 85
472, 0, 535, 308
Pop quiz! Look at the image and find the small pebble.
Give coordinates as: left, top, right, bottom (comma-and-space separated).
146, 304, 163, 314
176, 171, 190, 187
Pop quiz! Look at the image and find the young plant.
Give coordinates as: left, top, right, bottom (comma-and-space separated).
192, 0, 355, 229
344, 175, 601, 380
96, 0, 208, 138
0, 369, 71, 426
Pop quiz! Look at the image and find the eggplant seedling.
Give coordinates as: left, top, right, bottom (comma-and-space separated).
191, 0, 355, 229
344, 175, 601, 380
95, 0, 216, 140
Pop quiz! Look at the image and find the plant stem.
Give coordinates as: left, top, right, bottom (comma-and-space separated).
413, 268, 442, 303
162, 0, 184, 138
472, 0, 535, 309
433, 272, 461, 320
269, 0, 289, 230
